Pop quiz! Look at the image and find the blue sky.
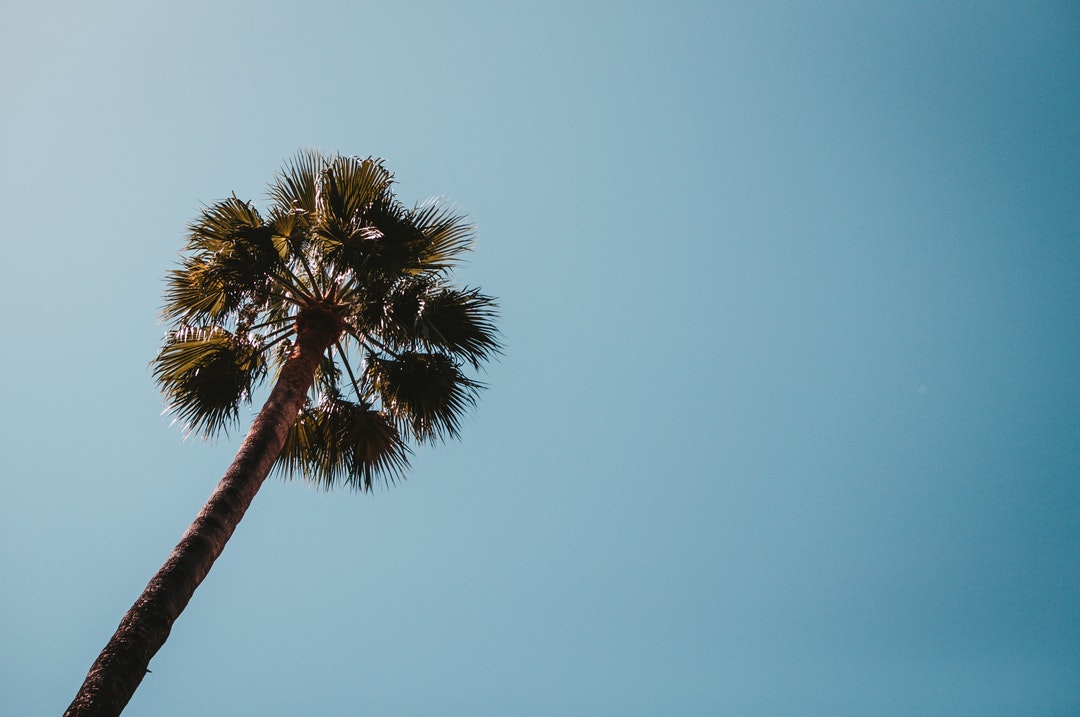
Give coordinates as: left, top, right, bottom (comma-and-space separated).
2, 2, 1078, 715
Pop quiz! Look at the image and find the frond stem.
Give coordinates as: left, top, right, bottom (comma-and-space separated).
334, 275, 362, 305
334, 341, 365, 401
270, 265, 319, 304
255, 323, 297, 345
346, 326, 403, 360
295, 252, 321, 295
267, 278, 313, 306
244, 315, 297, 332
257, 331, 296, 353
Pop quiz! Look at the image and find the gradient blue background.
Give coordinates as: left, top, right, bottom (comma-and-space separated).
2, 2, 1078, 714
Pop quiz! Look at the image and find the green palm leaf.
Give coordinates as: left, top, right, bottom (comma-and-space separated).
162, 257, 233, 323
191, 199, 280, 288
278, 399, 410, 491
319, 155, 395, 223
267, 147, 324, 214
152, 327, 265, 437
409, 200, 475, 272
392, 284, 500, 368
366, 352, 481, 442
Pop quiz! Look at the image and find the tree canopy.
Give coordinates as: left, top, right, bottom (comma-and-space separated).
151, 149, 500, 491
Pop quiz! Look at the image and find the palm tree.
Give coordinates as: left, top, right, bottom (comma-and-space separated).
63, 150, 500, 717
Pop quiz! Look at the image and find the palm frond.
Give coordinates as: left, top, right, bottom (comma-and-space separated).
278, 399, 410, 491
367, 352, 481, 442
267, 208, 311, 264
319, 195, 424, 281
185, 198, 294, 299
161, 256, 234, 323
380, 282, 501, 368
314, 351, 343, 397
267, 147, 325, 214
319, 155, 395, 222
186, 196, 265, 250
409, 200, 476, 272
151, 326, 265, 437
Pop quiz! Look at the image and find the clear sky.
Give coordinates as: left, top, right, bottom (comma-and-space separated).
2, 2, 1078, 715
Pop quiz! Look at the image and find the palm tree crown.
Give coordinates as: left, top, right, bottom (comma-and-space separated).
152, 149, 499, 490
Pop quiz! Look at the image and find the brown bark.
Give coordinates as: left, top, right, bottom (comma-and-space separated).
64, 313, 341, 717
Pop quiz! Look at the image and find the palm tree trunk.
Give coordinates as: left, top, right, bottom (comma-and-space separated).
64, 318, 338, 717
